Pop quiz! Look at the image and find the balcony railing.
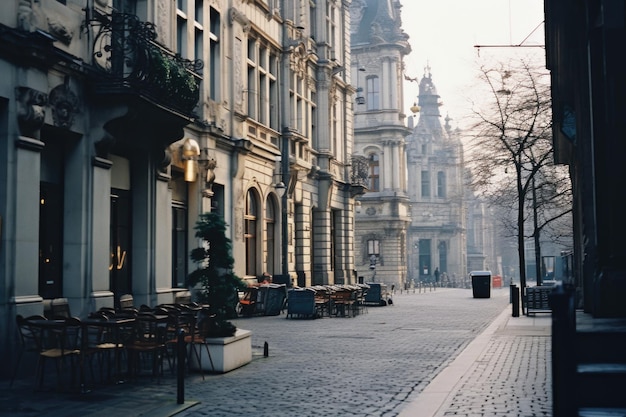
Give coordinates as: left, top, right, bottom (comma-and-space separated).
351, 155, 369, 188
89, 12, 203, 116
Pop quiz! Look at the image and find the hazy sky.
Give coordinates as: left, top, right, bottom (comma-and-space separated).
399, 0, 545, 127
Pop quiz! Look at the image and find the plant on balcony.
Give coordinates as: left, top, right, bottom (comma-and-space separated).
149, 46, 199, 103
186, 212, 247, 337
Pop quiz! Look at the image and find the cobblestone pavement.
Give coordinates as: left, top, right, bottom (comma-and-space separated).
3, 287, 552, 417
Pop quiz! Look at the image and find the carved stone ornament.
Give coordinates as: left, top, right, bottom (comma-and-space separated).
15, 86, 47, 137
49, 79, 79, 129
47, 17, 73, 45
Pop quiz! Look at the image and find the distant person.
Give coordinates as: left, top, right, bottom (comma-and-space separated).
434, 267, 440, 283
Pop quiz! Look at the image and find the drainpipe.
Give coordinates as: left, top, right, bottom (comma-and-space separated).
280, 0, 291, 280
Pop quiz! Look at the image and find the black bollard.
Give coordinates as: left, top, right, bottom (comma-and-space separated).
177, 329, 185, 404
512, 285, 520, 317
264, 341, 269, 357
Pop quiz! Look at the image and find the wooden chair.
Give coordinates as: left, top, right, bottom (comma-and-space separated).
125, 312, 168, 381
30, 316, 82, 390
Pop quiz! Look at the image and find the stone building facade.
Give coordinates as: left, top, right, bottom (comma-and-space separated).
0, 0, 358, 372
350, 0, 412, 287
406, 69, 467, 285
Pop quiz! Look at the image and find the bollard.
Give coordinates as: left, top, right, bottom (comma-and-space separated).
177, 329, 185, 404
264, 341, 269, 357
512, 285, 520, 317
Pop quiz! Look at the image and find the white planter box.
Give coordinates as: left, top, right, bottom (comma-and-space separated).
188, 328, 252, 373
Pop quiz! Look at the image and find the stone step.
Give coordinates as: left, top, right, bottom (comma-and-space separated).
576, 364, 626, 409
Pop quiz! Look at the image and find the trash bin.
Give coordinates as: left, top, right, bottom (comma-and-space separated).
470, 271, 491, 298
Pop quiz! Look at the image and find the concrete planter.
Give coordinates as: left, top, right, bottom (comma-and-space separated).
188, 328, 252, 373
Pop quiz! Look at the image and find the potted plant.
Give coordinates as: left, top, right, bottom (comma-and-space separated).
186, 212, 248, 337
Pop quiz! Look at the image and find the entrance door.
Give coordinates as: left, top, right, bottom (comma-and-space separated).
39, 182, 63, 299
110, 189, 131, 307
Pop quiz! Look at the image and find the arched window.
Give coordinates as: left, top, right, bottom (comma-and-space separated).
265, 196, 278, 275
368, 153, 380, 191
245, 189, 260, 276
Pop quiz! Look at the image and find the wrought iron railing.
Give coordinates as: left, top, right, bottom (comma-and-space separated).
351, 155, 369, 188
89, 12, 203, 115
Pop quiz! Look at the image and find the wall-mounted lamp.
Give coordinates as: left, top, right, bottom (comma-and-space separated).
182, 138, 201, 182
410, 102, 421, 114
355, 200, 362, 213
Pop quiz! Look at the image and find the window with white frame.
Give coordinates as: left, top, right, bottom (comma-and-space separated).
290, 71, 314, 138
366, 76, 380, 110
247, 37, 278, 128
367, 239, 380, 256
175, 2, 221, 101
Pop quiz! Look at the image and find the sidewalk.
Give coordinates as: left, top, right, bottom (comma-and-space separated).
399, 306, 552, 417
2, 290, 552, 417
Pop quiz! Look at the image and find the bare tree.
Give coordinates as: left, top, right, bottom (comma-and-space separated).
465, 57, 571, 312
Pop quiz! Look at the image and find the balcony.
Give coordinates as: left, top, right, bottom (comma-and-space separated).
350, 155, 369, 196
88, 12, 203, 119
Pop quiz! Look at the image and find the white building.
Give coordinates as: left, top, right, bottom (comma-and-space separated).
406, 69, 467, 285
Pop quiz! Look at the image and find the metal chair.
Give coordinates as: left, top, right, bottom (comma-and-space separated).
11, 315, 46, 387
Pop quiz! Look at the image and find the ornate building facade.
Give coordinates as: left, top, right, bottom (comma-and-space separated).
350, 0, 412, 287
0, 0, 358, 372
406, 70, 467, 285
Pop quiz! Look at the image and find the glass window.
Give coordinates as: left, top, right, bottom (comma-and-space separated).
245, 189, 259, 276
421, 170, 430, 197
368, 153, 379, 191
171, 170, 188, 288
437, 171, 446, 198
367, 76, 380, 110
265, 196, 277, 275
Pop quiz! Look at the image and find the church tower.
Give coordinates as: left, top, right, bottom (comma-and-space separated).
350, 0, 412, 286
406, 68, 467, 285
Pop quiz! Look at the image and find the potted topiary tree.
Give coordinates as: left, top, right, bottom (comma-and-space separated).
186, 212, 252, 373
187, 212, 248, 337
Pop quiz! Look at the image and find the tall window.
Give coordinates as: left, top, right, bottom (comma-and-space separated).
171, 170, 187, 288
368, 153, 380, 191
325, 2, 338, 58
421, 170, 430, 197
265, 197, 278, 275
247, 37, 278, 127
437, 171, 446, 198
366, 76, 380, 110
367, 239, 380, 256
209, 7, 220, 101
290, 71, 313, 137
245, 189, 259, 276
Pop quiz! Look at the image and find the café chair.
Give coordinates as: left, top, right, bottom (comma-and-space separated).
11, 315, 46, 387
30, 316, 82, 390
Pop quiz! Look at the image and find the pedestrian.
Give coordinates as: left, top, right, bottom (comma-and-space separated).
434, 267, 440, 284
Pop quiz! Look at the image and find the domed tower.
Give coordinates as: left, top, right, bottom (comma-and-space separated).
351, 0, 413, 287
406, 67, 467, 285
